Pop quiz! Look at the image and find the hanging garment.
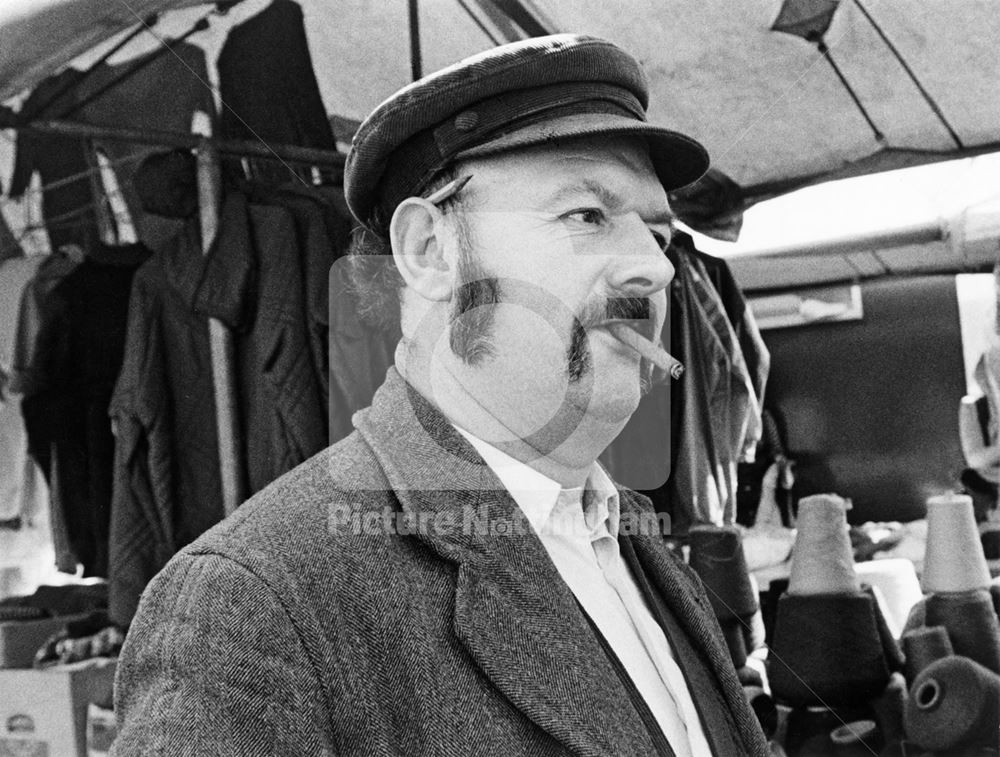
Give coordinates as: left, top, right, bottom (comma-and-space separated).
12, 250, 85, 571
240, 181, 355, 414
11, 251, 82, 570
22, 243, 151, 577
108, 227, 224, 626
686, 256, 758, 517
605, 235, 768, 529
692, 248, 770, 451
108, 182, 335, 625
686, 254, 762, 465
8, 69, 101, 252
300, 182, 404, 444
9, 249, 83, 400
668, 168, 745, 242
0, 256, 44, 386
191, 190, 327, 494
75, 42, 217, 250
0, 255, 45, 523
647, 237, 764, 532
670, 250, 733, 530
628, 244, 691, 522
216, 0, 336, 184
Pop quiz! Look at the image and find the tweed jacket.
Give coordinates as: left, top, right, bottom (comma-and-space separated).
112, 368, 767, 756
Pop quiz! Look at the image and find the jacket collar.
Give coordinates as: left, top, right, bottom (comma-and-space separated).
354, 368, 663, 756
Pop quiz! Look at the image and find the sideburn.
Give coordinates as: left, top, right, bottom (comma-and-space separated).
567, 319, 591, 382
449, 214, 502, 365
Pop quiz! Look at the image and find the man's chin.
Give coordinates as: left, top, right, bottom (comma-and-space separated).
565, 379, 641, 426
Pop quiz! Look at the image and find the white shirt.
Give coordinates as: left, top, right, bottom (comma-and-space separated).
454, 426, 713, 757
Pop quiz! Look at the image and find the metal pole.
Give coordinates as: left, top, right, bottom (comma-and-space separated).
196, 138, 248, 516
728, 219, 943, 262
16, 119, 345, 169
408, 0, 423, 81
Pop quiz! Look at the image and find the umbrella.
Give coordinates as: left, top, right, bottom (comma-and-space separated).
0, 0, 997, 210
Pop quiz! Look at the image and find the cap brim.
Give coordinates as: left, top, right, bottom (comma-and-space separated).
454, 112, 710, 191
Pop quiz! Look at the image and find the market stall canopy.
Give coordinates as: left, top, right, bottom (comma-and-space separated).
1, 0, 999, 229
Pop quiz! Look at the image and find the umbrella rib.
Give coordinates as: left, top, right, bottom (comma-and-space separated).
454, 0, 503, 46
852, 0, 964, 149
815, 37, 886, 146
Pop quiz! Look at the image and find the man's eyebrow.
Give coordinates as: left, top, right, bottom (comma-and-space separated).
542, 179, 678, 226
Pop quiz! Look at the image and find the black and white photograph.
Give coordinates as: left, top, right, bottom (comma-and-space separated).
0, 1, 999, 755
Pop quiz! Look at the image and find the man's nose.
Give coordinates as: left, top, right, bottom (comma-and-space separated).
605, 218, 675, 298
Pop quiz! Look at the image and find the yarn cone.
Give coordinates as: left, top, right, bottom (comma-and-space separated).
829, 720, 881, 757
687, 525, 758, 619
921, 493, 991, 593
904, 655, 1000, 752
871, 672, 907, 745
924, 589, 1000, 674
768, 592, 891, 706
788, 493, 859, 595
901, 625, 953, 684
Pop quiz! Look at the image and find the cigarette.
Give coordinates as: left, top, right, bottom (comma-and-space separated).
606, 323, 685, 379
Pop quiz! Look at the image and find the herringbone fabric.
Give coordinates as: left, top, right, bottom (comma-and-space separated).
112, 368, 767, 756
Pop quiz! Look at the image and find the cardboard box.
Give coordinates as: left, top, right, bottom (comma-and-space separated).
0, 615, 88, 669
0, 658, 116, 757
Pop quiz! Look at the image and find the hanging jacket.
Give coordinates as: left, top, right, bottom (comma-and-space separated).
21, 243, 151, 577
692, 248, 770, 455
217, 0, 336, 184
108, 228, 224, 625
653, 235, 766, 531
9, 69, 100, 252
240, 181, 355, 415
192, 190, 328, 494
79, 42, 216, 250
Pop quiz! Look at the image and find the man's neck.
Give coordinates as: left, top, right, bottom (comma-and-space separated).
397, 344, 606, 489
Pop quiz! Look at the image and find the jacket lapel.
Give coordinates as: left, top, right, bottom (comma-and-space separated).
618, 489, 768, 755
354, 370, 660, 756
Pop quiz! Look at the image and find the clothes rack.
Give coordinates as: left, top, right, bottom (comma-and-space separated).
5, 115, 346, 516
10, 118, 346, 171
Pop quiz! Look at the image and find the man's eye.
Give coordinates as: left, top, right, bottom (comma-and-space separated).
564, 208, 605, 225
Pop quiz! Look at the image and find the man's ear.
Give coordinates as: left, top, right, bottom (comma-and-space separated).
389, 198, 454, 302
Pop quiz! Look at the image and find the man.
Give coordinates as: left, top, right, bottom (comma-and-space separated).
112, 34, 768, 756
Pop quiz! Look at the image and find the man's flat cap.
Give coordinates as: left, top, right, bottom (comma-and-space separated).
345, 33, 709, 235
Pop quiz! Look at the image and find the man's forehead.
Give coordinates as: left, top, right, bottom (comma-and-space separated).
460, 137, 670, 212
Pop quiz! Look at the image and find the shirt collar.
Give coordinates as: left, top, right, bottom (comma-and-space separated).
453, 425, 621, 539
